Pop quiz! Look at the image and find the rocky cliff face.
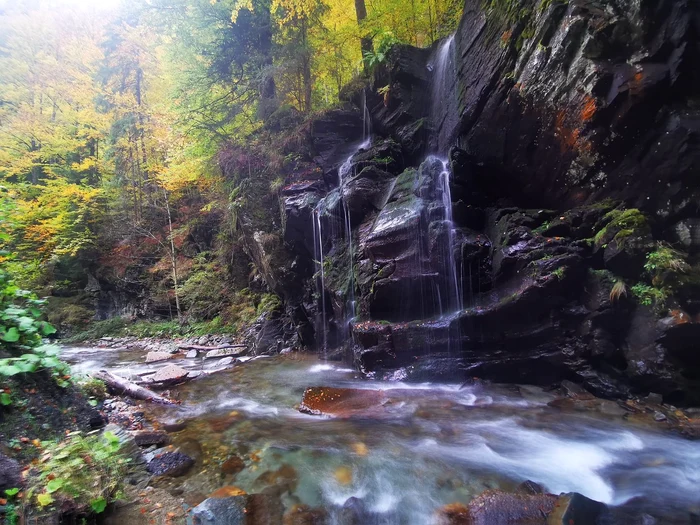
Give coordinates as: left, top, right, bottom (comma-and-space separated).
268, 0, 700, 404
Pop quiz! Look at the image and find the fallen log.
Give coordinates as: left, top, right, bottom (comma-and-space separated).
177, 344, 246, 351
93, 370, 177, 405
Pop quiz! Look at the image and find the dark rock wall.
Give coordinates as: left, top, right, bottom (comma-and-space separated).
267, 0, 700, 403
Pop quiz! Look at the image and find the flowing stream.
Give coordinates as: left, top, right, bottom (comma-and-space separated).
62, 346, 700, 524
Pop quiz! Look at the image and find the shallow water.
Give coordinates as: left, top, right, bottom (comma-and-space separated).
62, 346, 700, 523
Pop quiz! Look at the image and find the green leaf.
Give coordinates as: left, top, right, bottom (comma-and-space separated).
18, 316, 35, 331
0, 364, 23, 376
40, 322, 57, 336
0, 393, 11, 406
1, 327, 20, 342
90, 497, 107, 513
5, 488, 19, 496
46, 479, 64, 493
37, 493, 54, 506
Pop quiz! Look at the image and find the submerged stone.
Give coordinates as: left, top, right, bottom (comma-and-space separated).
299, 387, 386, 418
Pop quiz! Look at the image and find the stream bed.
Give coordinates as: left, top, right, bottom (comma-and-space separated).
61, 346, 700, 524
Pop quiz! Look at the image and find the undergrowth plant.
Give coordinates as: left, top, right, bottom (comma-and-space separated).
28, 430, 129, 516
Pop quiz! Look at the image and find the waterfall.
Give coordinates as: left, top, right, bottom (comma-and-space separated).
439, 160, 463, 314
429, 35, 457, 155
312, 207, 327, 354
313, 136, 370, 353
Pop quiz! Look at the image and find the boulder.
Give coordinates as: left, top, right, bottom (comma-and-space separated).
131, 430, 169, 447
464, 490, 558, 525
146, 451, 194, 477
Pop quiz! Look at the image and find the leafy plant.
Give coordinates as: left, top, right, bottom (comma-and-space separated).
28, 431, 129, 515
0, 269, 70, 385
362, 32, 400, 70
4, 487, 21, 525
631, 283, 669, 309
644, 244, 689, 286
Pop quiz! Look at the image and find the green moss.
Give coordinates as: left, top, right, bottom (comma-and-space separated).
551, 267, 566, 280
593, 208, 648, 247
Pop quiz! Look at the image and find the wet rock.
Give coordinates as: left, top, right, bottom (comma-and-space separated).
145, 351, 174, 363
208, 413, 241, 432
163, 420, 187, 433
146, 451, 195, 477
465, 490, 557, 525
205, 348, 246, 359
338, 497, 377, 525
221, 455, 245, 476
434, 502, 470, 524
283, 504, 328, 525
255, 464, 298, 493
0, 454, 21, 492
192, 493, 283, 525
132, 430, 169, 447
186, 349, 198, 358
548, 492, 608, 525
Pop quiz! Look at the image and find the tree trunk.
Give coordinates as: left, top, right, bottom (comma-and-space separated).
93, 370, 176, 405
354, 0, 373, 72
162, 188, 182, 324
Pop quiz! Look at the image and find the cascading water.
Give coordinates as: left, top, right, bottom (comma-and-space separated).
312, 206, 328, 354
439, 160, 463, 314
429, 34, 458, 155
312, 90, 372, 353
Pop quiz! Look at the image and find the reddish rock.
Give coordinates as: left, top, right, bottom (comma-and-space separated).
283, 504, 328, 525
221, 455, 245, 476
434, 502, 470, 524
299, 387, 387, 417
465, 490, 558, 525
209, 486, 247, 498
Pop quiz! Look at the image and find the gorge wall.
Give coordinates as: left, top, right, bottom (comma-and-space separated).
247, 0, 700, 404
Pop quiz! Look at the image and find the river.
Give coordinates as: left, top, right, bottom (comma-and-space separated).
61, 346, 700, 524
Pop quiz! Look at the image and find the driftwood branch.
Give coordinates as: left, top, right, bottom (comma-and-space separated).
177, 344, 246, 351
93, 370, 177, 405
